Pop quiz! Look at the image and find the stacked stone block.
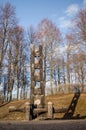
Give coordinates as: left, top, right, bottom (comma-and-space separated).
30, 44, 45, 109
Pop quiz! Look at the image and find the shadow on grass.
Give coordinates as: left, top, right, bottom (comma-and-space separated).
63, 90, 81, 119
31, 90, 86, 120
55, 90, 86, 120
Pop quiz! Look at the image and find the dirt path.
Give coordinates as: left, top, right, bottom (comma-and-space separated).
0, 119, 86, 130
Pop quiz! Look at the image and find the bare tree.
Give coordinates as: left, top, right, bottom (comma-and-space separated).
11, 26, 26, 100
0, 2, 16, 69
37, 18, 61, 94
76, 8, 86, 44
0, 3, 17, 101
72, 52, 86, 92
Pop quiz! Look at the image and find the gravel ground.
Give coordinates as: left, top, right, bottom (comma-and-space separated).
0, 119, 86, 130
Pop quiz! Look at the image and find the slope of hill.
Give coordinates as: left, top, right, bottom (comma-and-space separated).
0, 99, 29, 120
0, 93, 86, 120
46, 93, 86, 119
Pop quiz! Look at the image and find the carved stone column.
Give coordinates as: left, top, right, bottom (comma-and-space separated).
30, 44, 45, 118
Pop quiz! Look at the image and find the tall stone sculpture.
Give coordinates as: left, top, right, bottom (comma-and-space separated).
30, 44, 45, 113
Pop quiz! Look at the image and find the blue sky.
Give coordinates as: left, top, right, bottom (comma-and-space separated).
0, 0, 86, 32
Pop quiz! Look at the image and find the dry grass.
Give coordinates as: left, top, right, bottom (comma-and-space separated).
0, 99, 28, 120
0, 93, 86, 120
46, 93, 86, 119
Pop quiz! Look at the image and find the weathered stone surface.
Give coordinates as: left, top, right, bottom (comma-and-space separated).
25, 102, 31, 121
34, 88, 41, 95
35, 48, 40, 57
47, 102, 53, 119
9, 106, 16, 112
30, 44, 45, 119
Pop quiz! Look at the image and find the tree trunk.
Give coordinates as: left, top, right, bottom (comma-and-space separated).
50, 57, 53, 95
17, 86, 19, 100
10, 90, 12, 101
44, 47, 46, 94
57, 65, 60, 85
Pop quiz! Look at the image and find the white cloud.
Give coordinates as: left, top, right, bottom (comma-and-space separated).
58, 17, 76, 29
65, 4, 79, 16
58, 4, 79, 29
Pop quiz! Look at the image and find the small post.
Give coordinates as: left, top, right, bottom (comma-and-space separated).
25, 102, 31, 121
48, 102, 53, 119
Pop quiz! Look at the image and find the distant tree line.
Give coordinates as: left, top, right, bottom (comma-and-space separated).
0, 2, 86, 102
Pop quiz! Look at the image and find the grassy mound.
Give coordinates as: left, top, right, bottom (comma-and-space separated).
0, 93, 86, 120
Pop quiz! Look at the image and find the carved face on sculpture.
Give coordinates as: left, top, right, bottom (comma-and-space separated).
34, 99, 40, 105
35, 48, 39, 56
